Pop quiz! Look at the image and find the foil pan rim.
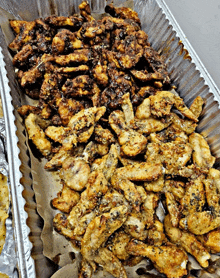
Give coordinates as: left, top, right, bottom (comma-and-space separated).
0, 46, 36, 277
156, 0, 220, 103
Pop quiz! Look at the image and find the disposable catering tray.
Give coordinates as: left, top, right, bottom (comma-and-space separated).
0, 0, 220, 277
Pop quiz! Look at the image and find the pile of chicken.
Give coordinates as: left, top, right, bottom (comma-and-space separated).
9, 1, 220, 278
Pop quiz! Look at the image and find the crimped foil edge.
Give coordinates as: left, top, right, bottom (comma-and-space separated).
0, 46, 36, 278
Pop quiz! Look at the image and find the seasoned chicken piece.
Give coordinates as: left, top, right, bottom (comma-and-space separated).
142, 192, 159, 229
34, 19, 54, 53
102, 144, 119, 181
68, 107, 106, 143
147, 220, 167, 246
17, 105, 40, 117
189, 133, 215, 169
100, 67, 136, 109
124, 209, 148, 240
178, 164, 208, 179
101, 16, 140, 32
53, 213, 75, 240
119, 129, 147, 157
135, 98, 151, 120
111, 162, 162, 211
164, 214, 211, 268
9, 19, 29, 34
96, 143, 109, 156
0, 174, 9, 254
81, 205, 128, 261
127, 240, 188, 278
131, 70, 164, 82
109, 110, 147, 157
107, 50, 142, 70
45, 15, 83, 28
56, 97, 84, 126
12, 44, 34, 67
203, 168, 220, 212
60, 157, 91, 191
94, 248, 127, 278
144, 46, 170, 84
112, 162, 163, 183
78, 259, 93, 278
121, 93, 134, 127
25, 113, 52, 156
9, 20, 36, 51
174, 95, 199, 122
68, 106, 106, 135
73, 211, 96, 237
45, 126, 71, 143
165, 192, 181, 227
62, 75, 94, 97
54, 49, 91, 66
92, 64, 108, 87
135, 116, 172, 135
146, 142, 192, 174
51, 184, 80, 213
98, 189, 129, 214
110, 231, 131, 261
150, 91, 198, 121
39, 73, 60, 103
82, 141, 102, 164
79, 1, 94, 22
80, 20, 105, 41
197, 228, 220, 254
179, 211, 220, 235
46, 106, 106, 165
169, 113, 197, 135
164, 180, 185, 200
61, 134, 78, 151
112, 179, 142, 211
189, 96, 204, 118
91, 155, 108, 172
180, 176, 205, 216
20, 61, 42, 89
44, 147, 71, 170
68, 171, 108, 228
169, 125, 189, 143
52, 29, 86, 54
132, 86, 157, 106
94, 125, 115, 145
144, 174, 164, 192
56, 65, 89, 74
152, 124, 189, 144
105, 4, 141, 25
20, 54, 54, 89
118, 157, 141, 167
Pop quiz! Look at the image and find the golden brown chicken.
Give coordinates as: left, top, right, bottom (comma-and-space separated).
197, 228, 220, 254
127, 239, 188, 278
164, 214, 210, 268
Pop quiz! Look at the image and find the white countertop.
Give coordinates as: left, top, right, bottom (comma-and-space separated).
165, 0, 220, 91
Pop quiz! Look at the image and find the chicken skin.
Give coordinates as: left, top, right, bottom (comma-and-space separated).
127, 240, 188, 278
164, 214, 210, 268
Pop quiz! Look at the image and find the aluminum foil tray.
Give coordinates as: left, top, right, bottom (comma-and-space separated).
0, 0, 220, 277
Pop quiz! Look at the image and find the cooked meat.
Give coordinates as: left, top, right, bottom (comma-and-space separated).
51, 184, 80, 213
164, 214, 211, 268
127, 239, 188, 278
11, 2, 218, 278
